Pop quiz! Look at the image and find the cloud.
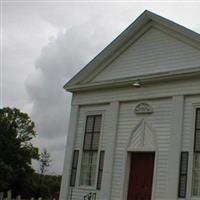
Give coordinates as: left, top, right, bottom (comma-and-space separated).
2, 2, 58, 110
4, 1, 200, 174
4, 2, 130, 174
26, 22, 110, 173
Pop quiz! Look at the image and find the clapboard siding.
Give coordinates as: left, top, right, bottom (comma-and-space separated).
73, 78, 200, 105
110, 99, 172, 200
70, 81, 200, 200
92, 28, 200, 82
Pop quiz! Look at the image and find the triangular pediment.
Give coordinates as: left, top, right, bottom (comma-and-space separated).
64, 10, 200, 92
127, 120, 157, 151
91, 27, 200, 83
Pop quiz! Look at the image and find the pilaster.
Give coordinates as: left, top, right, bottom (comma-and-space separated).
166, 95, 184, 199
101, 101, 119, 200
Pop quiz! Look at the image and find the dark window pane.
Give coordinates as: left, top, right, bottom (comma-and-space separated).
179, 176, 187, 197
99, 151, 105, 170
70, 169, 76, 186
86, 116, 94, 132
83, 133, 92, 150
83, 115, 102, 151
97, 151, 105, 190
92, 133, 100, 150
178, 152, 188, 198
70, 150, 79, 187
94, 116, 102, 132
195, 130, 200, 152
181, 153, 188, 174
196, 109, 200, 129
72, 151, 79, 168
97, 171, 102, 190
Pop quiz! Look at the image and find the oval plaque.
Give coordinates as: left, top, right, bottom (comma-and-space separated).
135, 103, 153, 114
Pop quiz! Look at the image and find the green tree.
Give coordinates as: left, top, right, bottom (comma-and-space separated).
39, 148, 51, 175
36, 148, 52, 197
0, 107, 39, 196
32, 173, 61, 199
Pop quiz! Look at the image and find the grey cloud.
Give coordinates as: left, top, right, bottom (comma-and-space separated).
25, 22, 111, 173
26, 19, 116, 135
4, 1, 200, 174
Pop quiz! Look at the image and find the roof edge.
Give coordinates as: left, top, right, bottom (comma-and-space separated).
64, 10, 151, 88
64, 66, 200, 92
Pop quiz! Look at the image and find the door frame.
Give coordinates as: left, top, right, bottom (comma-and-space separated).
123, 151, 157, 200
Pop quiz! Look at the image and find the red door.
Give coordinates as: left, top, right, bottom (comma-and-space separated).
127, 152, 155, 200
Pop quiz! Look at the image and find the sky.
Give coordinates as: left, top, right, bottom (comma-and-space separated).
1, 1, 200, 174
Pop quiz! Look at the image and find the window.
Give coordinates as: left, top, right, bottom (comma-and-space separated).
178, 152, 188, 198
80, 115, 102, 187
97, 151, 105, 190
70, 150, 79, 187
194, 109, 200, 152
192, 108, 200, 196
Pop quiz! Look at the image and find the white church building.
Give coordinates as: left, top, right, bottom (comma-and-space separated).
59, 11, 200, 200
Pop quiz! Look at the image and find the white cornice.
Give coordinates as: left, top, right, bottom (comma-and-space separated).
64, 66, 200, 92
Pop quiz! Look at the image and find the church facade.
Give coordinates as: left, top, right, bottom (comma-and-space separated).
59, 11, 200, 200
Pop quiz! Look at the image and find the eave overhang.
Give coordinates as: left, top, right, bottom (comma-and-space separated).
64, 66, 200, 92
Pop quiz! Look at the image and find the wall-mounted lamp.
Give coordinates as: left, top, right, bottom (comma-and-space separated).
132, 81, 141, 88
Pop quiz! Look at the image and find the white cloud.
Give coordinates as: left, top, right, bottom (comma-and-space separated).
3, 1, 200, 173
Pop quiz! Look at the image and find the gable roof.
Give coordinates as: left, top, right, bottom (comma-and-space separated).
64, 10, 200, 92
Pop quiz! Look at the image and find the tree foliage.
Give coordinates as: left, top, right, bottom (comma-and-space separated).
0, 107, 39, 195
32, 173, 61, 199
40, 148, 51, 175
0, 107, 61, 198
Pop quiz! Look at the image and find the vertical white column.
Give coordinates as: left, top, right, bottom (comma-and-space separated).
166, 95, 184, 199
59, 104, 79, 200
101, 101, 119, 200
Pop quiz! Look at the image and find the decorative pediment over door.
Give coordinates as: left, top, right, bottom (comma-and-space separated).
127, 119, 157, 152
